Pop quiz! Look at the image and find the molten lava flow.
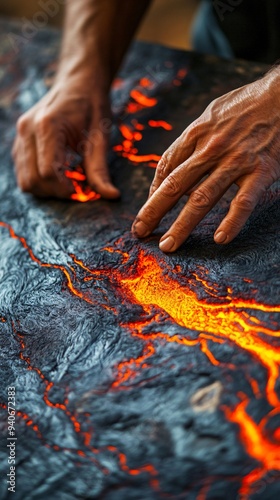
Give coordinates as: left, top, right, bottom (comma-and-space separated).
103, 247, 279, 497
113, 77, 175, 167
114, 115, 174, 167
65, 170, 87, 182
148, 120, 173, 131
111, 342, 156, 389
225, 397, 280, 499
139, 77, 154, 88
10, 322, 108, 470
119, 250, 280, 407
123, 153, 161, 164
65, 169, 101, 202
0, 226, 160, 484
130, 90, 158, 108
8, 318, 158, 480
114, 118, 162, 166
2, 213, 280, 496
0, 222, 100, 306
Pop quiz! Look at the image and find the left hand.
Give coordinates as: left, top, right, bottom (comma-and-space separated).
132, 71, 280, 252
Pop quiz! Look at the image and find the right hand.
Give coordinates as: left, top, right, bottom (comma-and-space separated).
13, 79, 120, 199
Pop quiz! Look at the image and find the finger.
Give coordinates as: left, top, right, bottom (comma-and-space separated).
34, 112, 74, 196
158, 163, 241, 252
132, 151, 213, 238
35, 112, 65, 180
15, 134, 42, 195
148, 124, 197, 199
84, 113, 120, 200
16, 134, 72, 199
214, 173, 270, 244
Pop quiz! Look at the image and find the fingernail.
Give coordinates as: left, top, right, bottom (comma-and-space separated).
214, 231, 227, 244
159, 235, 175, 252
132, 220, 150, 238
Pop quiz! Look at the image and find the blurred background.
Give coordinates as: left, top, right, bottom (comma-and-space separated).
0, 0, 199, 50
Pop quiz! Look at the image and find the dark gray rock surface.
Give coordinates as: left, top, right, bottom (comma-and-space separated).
0, 19, 279, 500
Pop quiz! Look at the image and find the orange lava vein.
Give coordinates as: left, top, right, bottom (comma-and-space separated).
139, 77, 154, 88
130, 89, 158, 107
14, 322, 145, 477
0, 221, 94, 305
111, 343, 155, 389
13, 325, 83, 435
148, 120, 173, 131
106, 446, 158, 484
70, 180, 101, 203
225, 397, 280, 498
115, 117, 163, 166
119, 250, 280, 406
11, 323, 110, 469
64, 169, 101, 202
123, 153, 161, 163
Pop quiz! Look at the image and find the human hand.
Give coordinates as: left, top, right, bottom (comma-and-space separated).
13, 79, 120, 200
13, 0, 152, 201
132, 72, 280, 252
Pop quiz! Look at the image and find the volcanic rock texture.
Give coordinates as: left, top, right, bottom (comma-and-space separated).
0, 20, 280, 500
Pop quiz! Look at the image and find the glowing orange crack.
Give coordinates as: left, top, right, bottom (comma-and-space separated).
119, 250, 280, 407
64, 169, 101, 203
225, 397, 280, 498
111, 343, 155, 389
148, 120, 173, 131
0, 222, 96, 305
130, 89, 158, 107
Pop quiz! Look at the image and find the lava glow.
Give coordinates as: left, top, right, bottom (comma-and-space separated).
62, 77, 175, 180
65, 169, 101, 202
113, 117, 163, 167
130, 89, 158, 108
0, 57, 280, 492
1, 214, 279, 498
112, 77, 175, 167
148, 120, 173, 131
120, 251, 280, 407
225, 397, 280, 498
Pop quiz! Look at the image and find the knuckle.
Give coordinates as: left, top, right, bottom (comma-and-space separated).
156, 151, 172, 179
161, 174, 182, 198
16, 115, 29, 136
189, 188, 213, 209
232, 193, 256, 211
185, 120, 199, 140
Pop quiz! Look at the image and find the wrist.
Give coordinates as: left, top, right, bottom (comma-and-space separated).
54, 53, 111, 95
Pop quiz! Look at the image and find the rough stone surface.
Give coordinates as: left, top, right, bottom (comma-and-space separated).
0, 20, 279, 500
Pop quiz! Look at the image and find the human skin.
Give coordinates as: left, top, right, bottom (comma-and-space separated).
13, 0, 151, 199
132, 69, 280, 251
13, 1, 280, 250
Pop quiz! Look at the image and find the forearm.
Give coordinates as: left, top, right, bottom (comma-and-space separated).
56, 0, 151, 90
109, 0, 152, 77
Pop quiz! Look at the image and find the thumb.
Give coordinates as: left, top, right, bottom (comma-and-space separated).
84, 108, 120, 200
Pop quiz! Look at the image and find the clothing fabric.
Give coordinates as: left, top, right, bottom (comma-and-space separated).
192, 0, 280, 64
191, 1, 234, 59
